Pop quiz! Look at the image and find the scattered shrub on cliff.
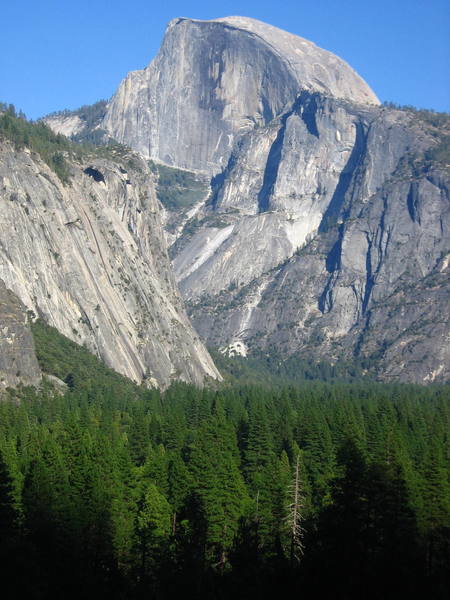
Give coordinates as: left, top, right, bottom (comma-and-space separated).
152, 161, 208, 211
0, 103, 72, 183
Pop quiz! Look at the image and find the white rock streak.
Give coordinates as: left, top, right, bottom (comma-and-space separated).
174, 225, 235, 281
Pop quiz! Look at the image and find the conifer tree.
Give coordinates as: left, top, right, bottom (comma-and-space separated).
0, 451, 24, 597
136, 482, 172, 577
0, 451, 18, 544
129, 407, 150, 466
189, 413, 248, 566
167, 450, 193, 533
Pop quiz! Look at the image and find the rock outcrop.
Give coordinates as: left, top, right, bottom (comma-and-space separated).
0, 280, 41, 389
43, 101, 110, 145
0, 141, 220, 387
175, 98, 432, 296
102, 17, 378, 174
180, 103, 450, 383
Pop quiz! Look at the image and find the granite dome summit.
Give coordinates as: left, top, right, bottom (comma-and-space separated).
210, 16, 378, 103
102, 16, 379, 174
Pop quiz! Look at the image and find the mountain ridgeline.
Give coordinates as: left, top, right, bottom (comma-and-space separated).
8, 16, 450, 385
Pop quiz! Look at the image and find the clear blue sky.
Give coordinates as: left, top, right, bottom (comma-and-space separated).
1, 0, 449, 119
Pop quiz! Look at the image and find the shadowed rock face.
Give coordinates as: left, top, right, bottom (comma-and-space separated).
0, 280, 41, 390
102, 17, 379, 174
0, 142, 220, 388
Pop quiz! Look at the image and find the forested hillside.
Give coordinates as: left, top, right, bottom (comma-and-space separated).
0, 323, 448, 599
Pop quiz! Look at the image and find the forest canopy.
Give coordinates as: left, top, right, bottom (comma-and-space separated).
0, 321, 448, 599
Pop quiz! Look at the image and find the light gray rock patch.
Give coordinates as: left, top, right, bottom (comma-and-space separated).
0, 279, 41, 390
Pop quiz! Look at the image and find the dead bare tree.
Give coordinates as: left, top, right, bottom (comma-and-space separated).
286, 452, 305, 565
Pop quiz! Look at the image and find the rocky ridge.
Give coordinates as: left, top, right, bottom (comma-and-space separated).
178, 99, 449, 383
0, 136, 220, 387
43, 100, 110, 145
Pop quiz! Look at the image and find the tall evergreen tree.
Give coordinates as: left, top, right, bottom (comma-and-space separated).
189, 413, 248, 566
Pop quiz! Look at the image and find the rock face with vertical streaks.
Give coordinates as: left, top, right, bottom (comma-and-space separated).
102, 17, 378, 174
0, 140, 220, 387
180, 101, 450, 383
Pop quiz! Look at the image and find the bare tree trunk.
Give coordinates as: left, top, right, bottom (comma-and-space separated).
287, 453, 305, 566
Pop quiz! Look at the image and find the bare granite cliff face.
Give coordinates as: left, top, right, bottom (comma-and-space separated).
0, 141, 220, 387
43, 16, 448, 383
174, 98, 425, 296
0, 279, 41, 389
102, 17, 378, 174
181, 102, 449, 383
